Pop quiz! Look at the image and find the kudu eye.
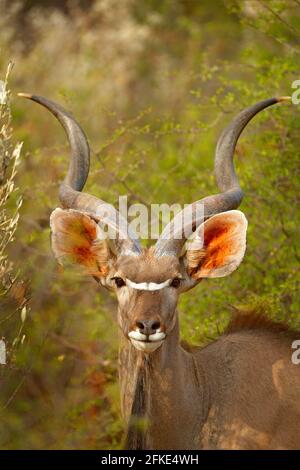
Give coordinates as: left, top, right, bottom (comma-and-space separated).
170, 277, 181, 288
113, 277, 126, 288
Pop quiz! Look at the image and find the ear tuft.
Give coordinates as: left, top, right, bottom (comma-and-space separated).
50, 208, 111, 277
186, 210, 248, 279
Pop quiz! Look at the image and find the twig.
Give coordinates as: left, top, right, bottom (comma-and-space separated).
259, 1, 300, 37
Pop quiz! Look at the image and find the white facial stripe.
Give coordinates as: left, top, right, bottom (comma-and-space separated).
126, 278, 171, 291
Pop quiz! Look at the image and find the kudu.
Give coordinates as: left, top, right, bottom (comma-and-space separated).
19, 92, 300, 450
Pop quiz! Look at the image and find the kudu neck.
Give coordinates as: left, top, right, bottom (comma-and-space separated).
118, 315, 181, 418
119, 313, 207, 449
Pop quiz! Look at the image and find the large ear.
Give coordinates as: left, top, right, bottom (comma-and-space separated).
50, 208, 113, 278
185, 210, 247, 279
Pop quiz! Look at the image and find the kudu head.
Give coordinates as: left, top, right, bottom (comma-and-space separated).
19, 93, 288, 353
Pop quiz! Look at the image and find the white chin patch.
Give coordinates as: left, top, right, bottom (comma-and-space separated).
128, 330, 147, 341
130, 339, 164, 353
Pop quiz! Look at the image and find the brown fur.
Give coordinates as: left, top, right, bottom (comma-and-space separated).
120, 312, 300, 450
225, 309, 296, 337
125, 366, 147, 450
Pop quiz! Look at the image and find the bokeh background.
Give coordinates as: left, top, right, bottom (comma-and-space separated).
0, 0, 299, 449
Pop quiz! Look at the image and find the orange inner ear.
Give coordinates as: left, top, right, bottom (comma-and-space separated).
51, 211, 110, 278
186, 217, 240, 279
68, 217, 97, 263
201, 223, 231, 271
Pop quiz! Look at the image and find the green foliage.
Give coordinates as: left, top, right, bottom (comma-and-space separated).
0, 0, 299, 449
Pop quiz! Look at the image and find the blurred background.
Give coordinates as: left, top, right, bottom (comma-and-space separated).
0, 0, 299, 449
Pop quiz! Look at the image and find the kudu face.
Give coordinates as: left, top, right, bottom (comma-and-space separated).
18, 93, 288, 354
49, 205, 247, 353
112, 253, 183, 353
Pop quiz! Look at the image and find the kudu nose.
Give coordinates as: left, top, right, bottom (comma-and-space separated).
136, 319, 161, 336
